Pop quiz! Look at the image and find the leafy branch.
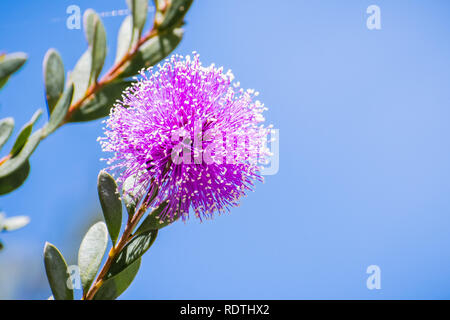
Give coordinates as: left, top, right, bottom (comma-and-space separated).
45, 171, 179, 300
0, 0, 194, 298
0, 0, 193, 195
0, 212, 30, 251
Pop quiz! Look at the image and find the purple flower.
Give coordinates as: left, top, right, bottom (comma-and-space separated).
100, 53, 271, 221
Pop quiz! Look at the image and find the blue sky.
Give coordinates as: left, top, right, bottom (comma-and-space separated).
1, 0, 450, 299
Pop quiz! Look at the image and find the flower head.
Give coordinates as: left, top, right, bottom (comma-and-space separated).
100, 53, 271, 221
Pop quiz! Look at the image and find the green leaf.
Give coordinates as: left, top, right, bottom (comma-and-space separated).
0, 117, 14, 151
69, 50, 92, 103
0, 77, 8, 90
98, 171, 122, 245
0, 160, 30, 195
43, 49, 65, 114
135, 200, 180, 234
83, 9, 97, 47
0, 52, 27, 81
106, 229, 158, 279
78, 221, 108, 293
115, 16, 134, 64
0, 128, 42, 179
43, 242, 73, 300
121, 173, 146, 217
91, 18, 107, 82
0, 212, 4, 229
120, 28, 183, 78
93, 258, 141, 300
157, 0, 193, 31
2, 215, 30, 231
69, 81, 132, 122
10, 109, 42, 157
0, 240, 3, 251
84, 9, 107, 83
43, 83, 74, 136
127, 0, 148, 37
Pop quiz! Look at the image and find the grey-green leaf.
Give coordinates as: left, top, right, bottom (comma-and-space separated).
0, 160, 30, 195
122, 174, 142, 217
10, 109, 43, 157
43, 242, 73, 300
91, 17, 107, 82
106, 229, 158, 279
0, 52, 27, 80
69, 81, 132, 122
0, 117, 14, 151
78, 221, 108, 293
84, 9, 107, 83
120, 28, 183, 78
43, 49, 65, 113
98, 171, 122, 245
93, 258, 141, 300
83, 9, 97, 46
135, 200, 179, 234
127, 0, 148, 36
43, 83, 74, 136
0, 128, 43, 179
115, 16, 134, 64
0, 77, 8, 90
2, 215, 30, 231
157, 0, 193, 31
69, 50, 92, 103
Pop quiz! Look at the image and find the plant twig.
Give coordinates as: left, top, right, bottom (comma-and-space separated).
83, 190, 153, 300
0, 154, 11, 166
62, 27, 159, 125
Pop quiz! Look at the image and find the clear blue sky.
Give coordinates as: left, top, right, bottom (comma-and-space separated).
1, 0, 450, 299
